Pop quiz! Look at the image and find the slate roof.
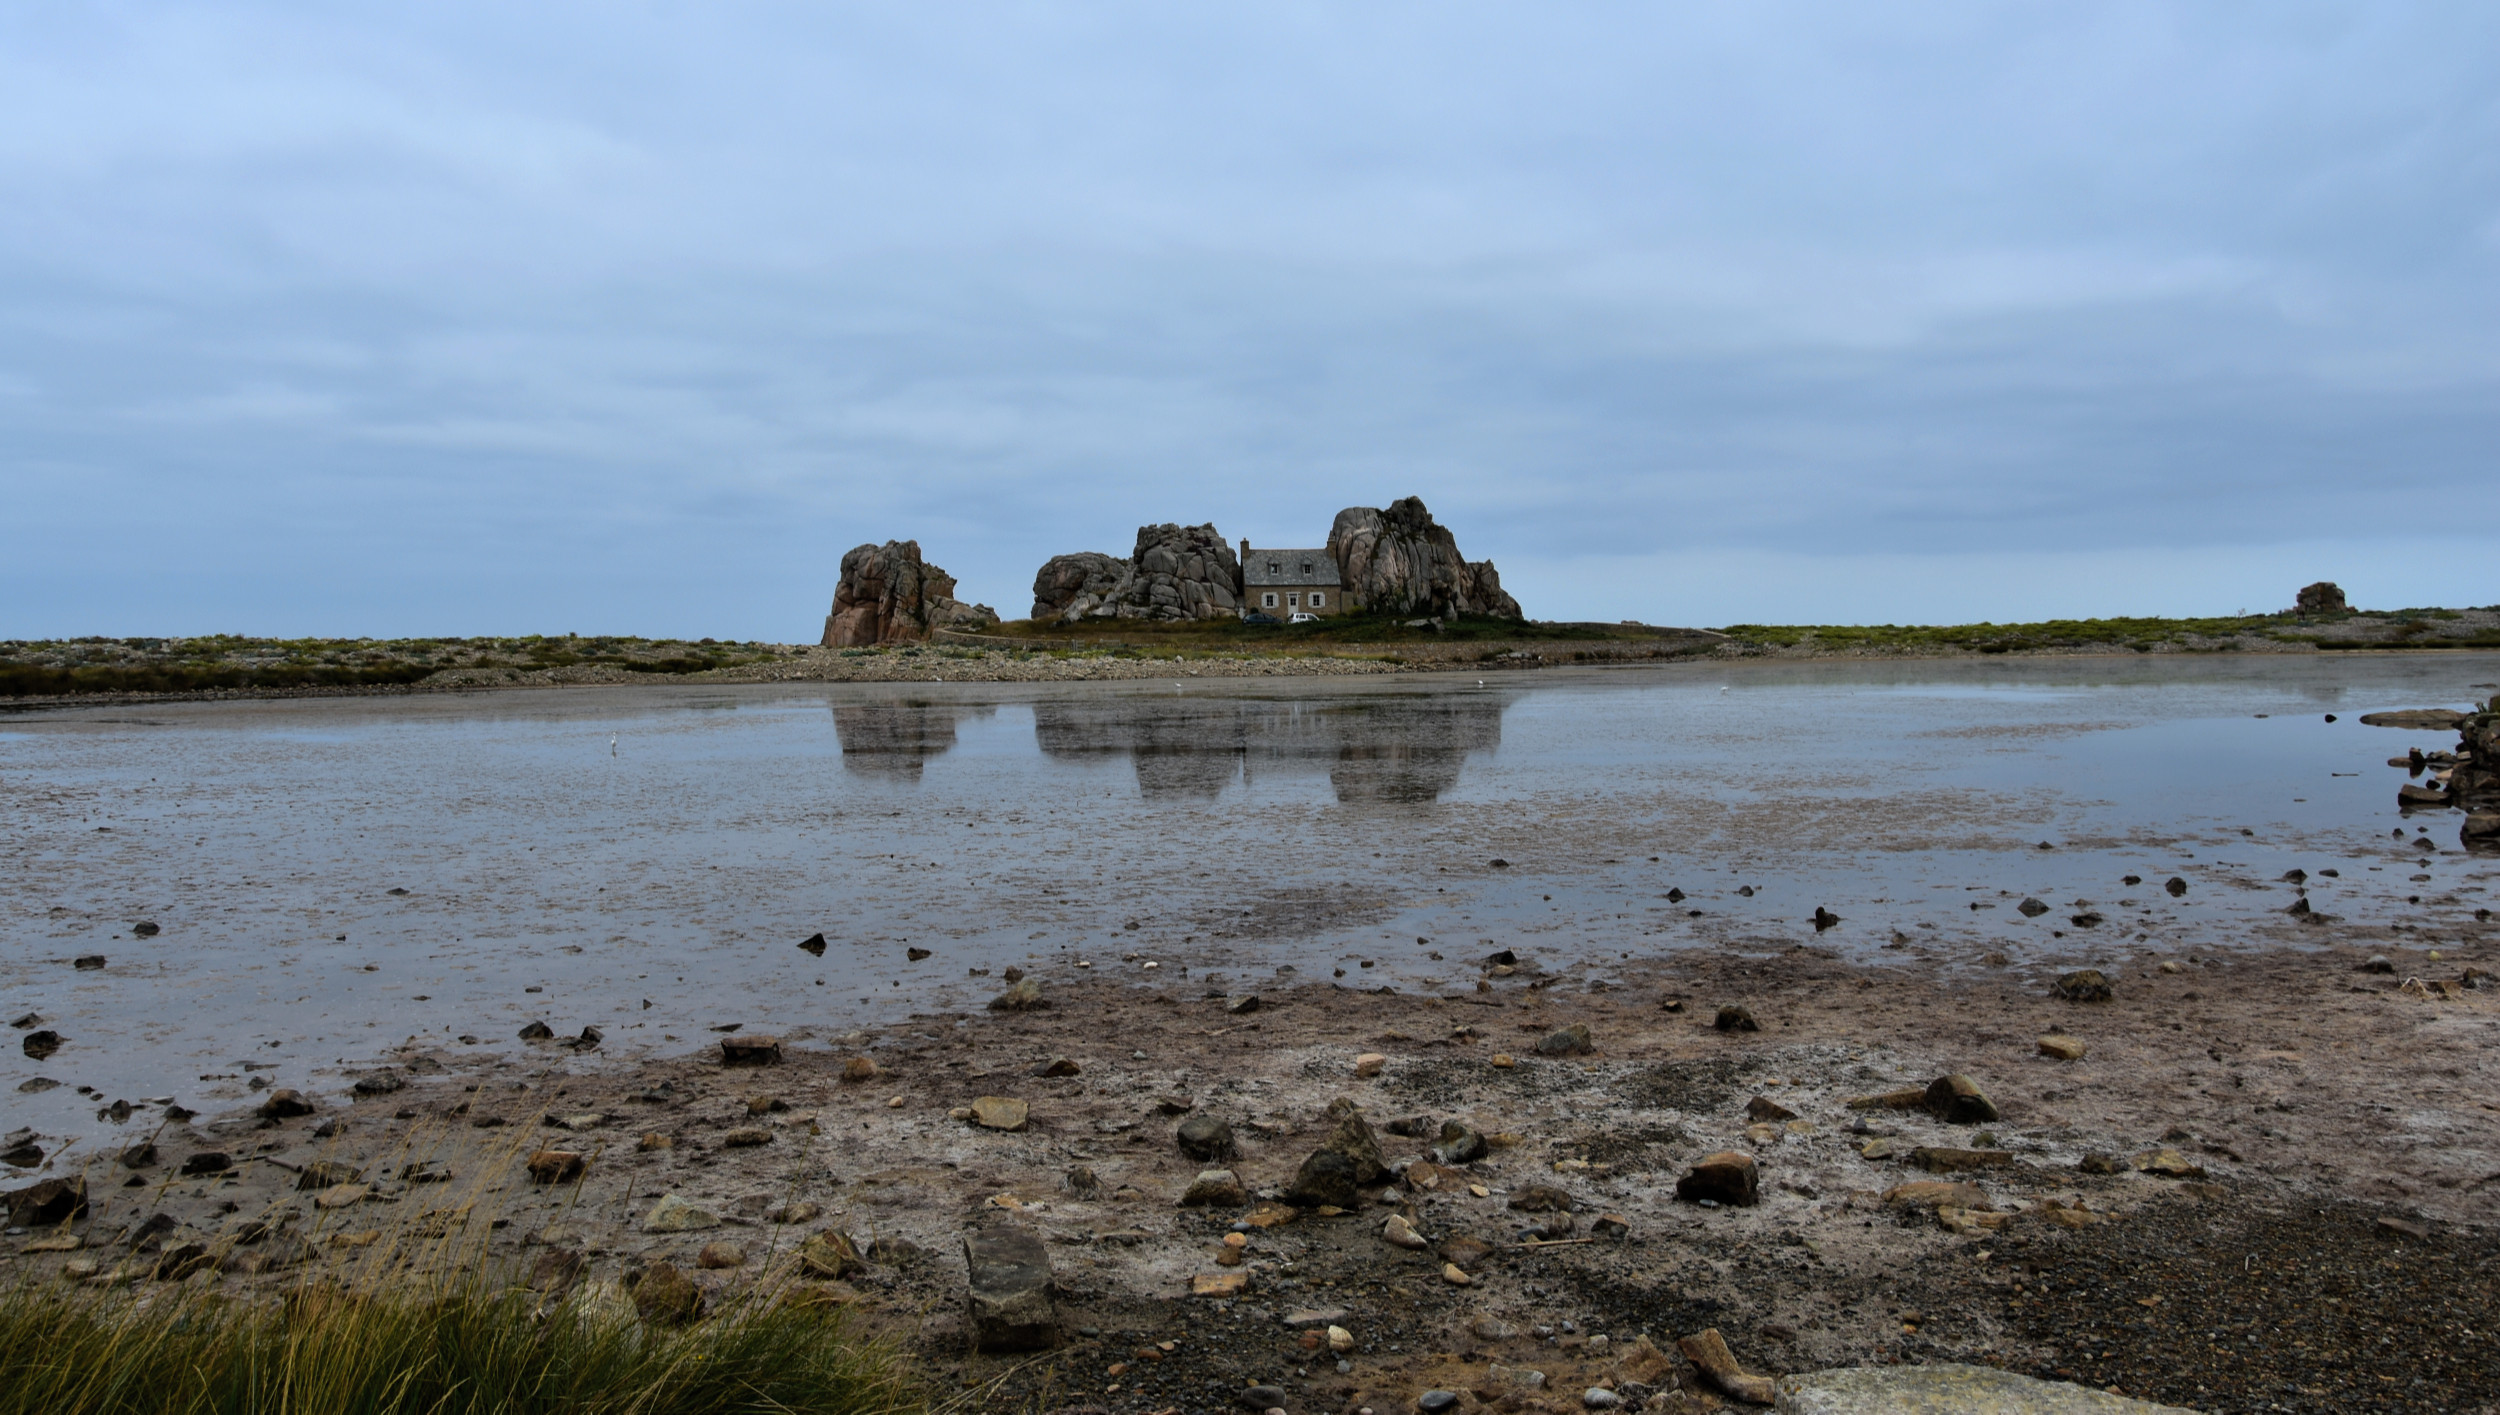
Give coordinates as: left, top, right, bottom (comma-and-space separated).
1243, 549, 1340, 588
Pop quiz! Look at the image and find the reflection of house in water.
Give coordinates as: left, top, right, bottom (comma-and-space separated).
829, 696, 996, 781
1031, 692, 1507, 803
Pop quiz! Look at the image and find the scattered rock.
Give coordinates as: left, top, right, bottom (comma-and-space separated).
2052, 970, 2113, 1003
517, 1021, 554, 1041
2017, 897, 2050, 917
1177, 1115, 1236, 1161
1675, 1151, 1759, 1207
721, 1127, 774, 1147
964, 1226, 1057, 1351
1535, 1023, 1593, 1057
296, 1160, 362, 1190
2356, 955, 2396, 974
990, 980, 1048, 1013
1180, 1170, 1248, 1207
841, 1056, 880, 1082
971, 1097, 1029, 1131
1744, 1095, 1799, 1122
3, 1177, 86, 1227
2038, 1035, 2087, 1060
641, 1194, 720, 1233
1035, 1056, 1081, 1077
1285, 1149, 1360, 1209
1881, 1181, 1989, 1210
1225, 995, 1261, 1015
2077, 1153, 2126, 1175
1714, 1006, 1759, 1033
2133, 1148, 2207, 1179
630, 1261, 705, 1326
1508, 1184, 1573, 1213
1923, 1074, 2000, 1124
1591, 1213, 1631, 1238
179, 1152, 232, 1177
22, 1031, 63, 1061
1382, 1214, 1430, 1249
1677, 1328, 1776, 1405
73, 955, 106, 970
312, 1183, 369, 1210
1431, 1121, 1489, 1166
719, 1035, 782, 1066
1354, 1052, 1387, 1078
800, 1230, 865, 1278
798, 933, 827, 956
1192, 1271, 1249, 1297
770, 1200, 823, 1225
1441, 1262, 1474, 1286
526, 1150, 587, 1184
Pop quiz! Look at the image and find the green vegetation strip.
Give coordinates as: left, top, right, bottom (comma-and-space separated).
0, 636, 779, 697
0, 1278, 918, 1415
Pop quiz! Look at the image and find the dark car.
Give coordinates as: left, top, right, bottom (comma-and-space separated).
1241, 612, 1282, 626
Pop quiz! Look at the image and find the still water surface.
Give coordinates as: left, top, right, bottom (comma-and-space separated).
3, 654, 2494, 1127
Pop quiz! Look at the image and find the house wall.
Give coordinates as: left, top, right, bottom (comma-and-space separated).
1249, 586, 1346, 616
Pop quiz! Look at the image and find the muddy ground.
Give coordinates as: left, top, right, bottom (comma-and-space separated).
10, 925, 2500, 1415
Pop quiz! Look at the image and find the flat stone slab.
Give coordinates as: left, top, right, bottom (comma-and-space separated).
1776, 1365, 2197, 1413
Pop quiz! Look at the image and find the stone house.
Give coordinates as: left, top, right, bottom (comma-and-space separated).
1239, 541, 1345, 617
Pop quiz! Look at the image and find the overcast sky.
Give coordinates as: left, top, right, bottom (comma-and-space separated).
4, 3, 2495, 637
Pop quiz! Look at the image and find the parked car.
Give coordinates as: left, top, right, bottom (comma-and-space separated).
1241, 612, 1281, 626
1288, 612, 1319, 625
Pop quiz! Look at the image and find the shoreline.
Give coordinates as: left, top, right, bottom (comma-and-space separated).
9, 634, 2500, 715
10, 936, 2497, 1414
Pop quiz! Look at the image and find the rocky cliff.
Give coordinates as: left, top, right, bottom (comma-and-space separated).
1326, 496, 1522, 620
821, 541, 999, 647
1030, 524, 1243, 623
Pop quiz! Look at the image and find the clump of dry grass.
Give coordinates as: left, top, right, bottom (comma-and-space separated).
986, 979, 1046, 1012
0, 1115, 921, 1415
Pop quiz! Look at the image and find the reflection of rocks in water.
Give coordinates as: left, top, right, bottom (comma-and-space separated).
831, 697, 995, 781
1031, 692, 1507, 803
1036, 701, 1246, 801
1324, 697, 1504, 803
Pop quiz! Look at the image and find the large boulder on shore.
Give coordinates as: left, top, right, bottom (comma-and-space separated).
822, 540, 999, 647
1326, 497, 1522, 620
1030, 523, 1243, 624
2294, 581, 2348, 615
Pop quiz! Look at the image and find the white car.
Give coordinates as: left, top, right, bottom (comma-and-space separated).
1287, 612, 1319, 625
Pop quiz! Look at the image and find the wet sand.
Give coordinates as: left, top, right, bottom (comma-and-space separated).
9, 936, 2497, 1414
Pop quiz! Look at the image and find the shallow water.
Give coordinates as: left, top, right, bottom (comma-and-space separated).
3, 653, 2495, 1134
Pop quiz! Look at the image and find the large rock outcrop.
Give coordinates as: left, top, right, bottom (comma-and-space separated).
2294, 581, 2349, 615
1326, 496, 1522, 620
1030, 524, 1242, 624
821, 541, 998, 647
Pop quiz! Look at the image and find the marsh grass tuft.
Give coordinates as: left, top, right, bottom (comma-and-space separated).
0, 1273, 919, 1415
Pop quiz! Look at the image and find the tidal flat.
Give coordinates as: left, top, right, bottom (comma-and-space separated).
3, 655, 2497, 1413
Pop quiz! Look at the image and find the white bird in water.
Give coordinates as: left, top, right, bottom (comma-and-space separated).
609, 734, 618, 755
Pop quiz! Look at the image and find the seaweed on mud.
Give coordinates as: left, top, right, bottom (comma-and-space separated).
1560, 1122, 1691, 1172
1618, 1054, 1757, 1114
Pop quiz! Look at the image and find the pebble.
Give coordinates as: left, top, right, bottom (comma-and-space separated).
1382, 1214, 1430, 1250
1582, 1389, 1620, 1409
1417, 1394, 1460, 1413
1354, 1052, 1387, 1078
1441, 1262, 1473, 1286
970, 1096, 1029, 1131
2037, 1035, 2087, 1060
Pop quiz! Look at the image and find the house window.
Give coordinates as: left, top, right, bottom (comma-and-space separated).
1262, 593, 1277, 608
1268, 562, 1281, 575
1301, 562, 1313, 575
1308, 592, 1324, 609
1287, 592, 1300, 607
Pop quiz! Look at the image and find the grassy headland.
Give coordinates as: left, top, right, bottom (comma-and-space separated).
5, 605, 2496, 701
